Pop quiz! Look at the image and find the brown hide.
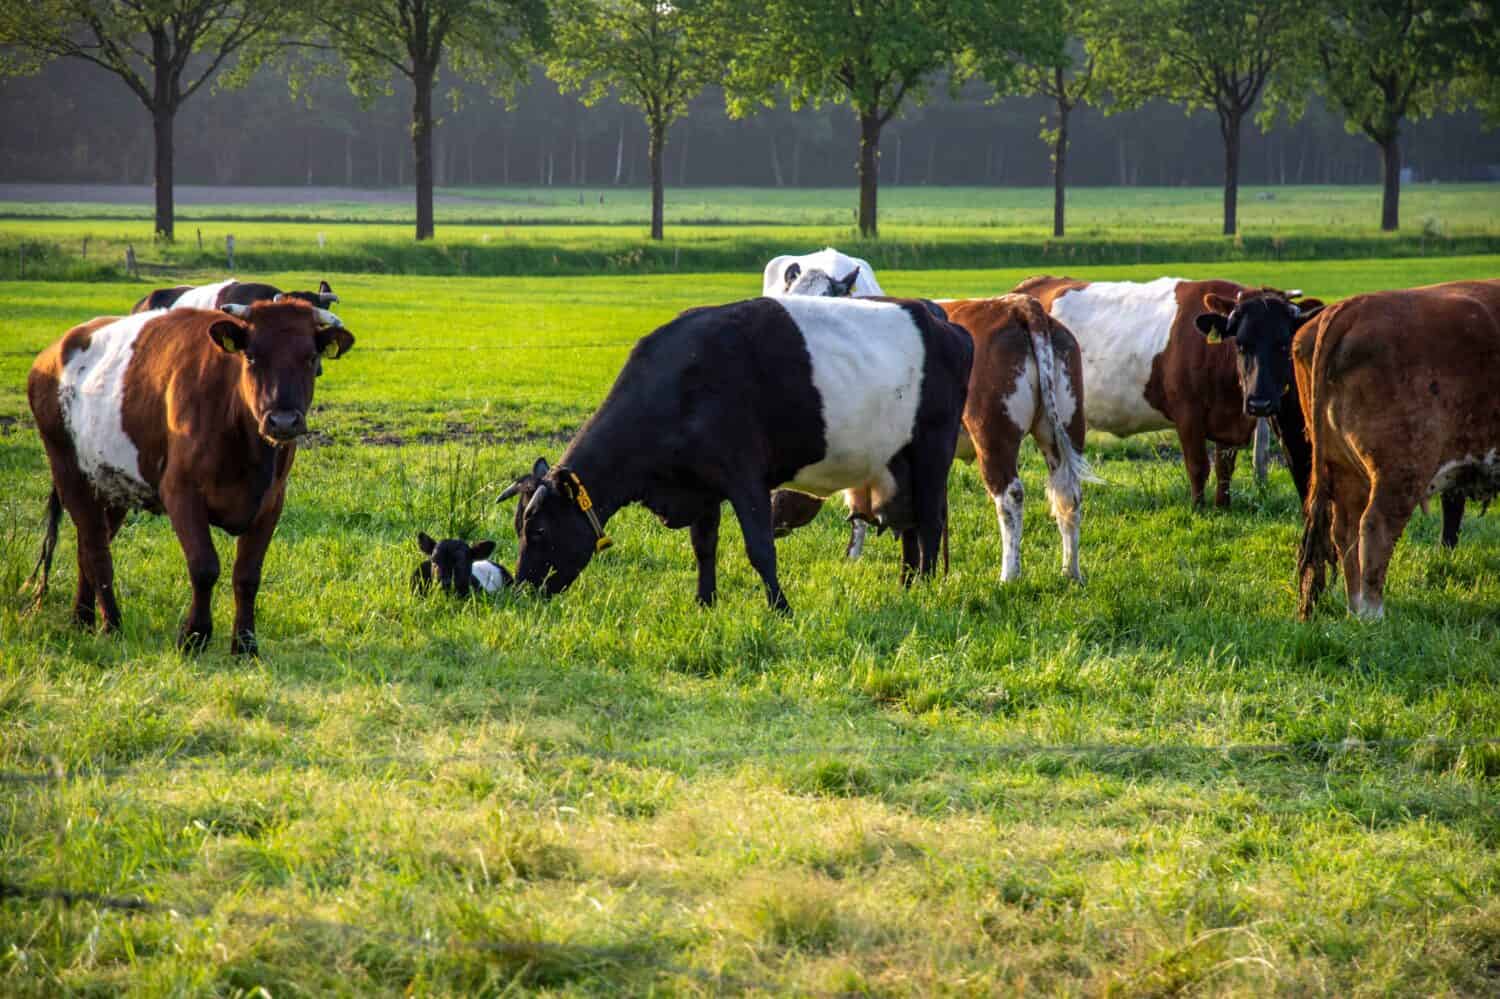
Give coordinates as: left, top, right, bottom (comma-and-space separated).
1015, 275, 1256, 507
1296, 279, 1500, 620
27, 301, 353, 653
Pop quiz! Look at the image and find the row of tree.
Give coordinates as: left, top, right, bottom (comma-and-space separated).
2, 0, 1497, 242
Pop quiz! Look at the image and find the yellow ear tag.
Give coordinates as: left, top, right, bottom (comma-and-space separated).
321, 341, 342, 359
1206, 330, 1223, 344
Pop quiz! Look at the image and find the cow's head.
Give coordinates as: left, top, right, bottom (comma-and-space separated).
274, 280, 340, 310
511, 459, 608, 595
413, 532, 497, 597
496, 457, 550, 536
210, 300, 355, 444
783, 263, 860, 297
1195, 289, 1325, 418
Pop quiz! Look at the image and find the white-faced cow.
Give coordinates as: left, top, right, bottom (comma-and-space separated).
25, 301, 355, 652
1018, 276, 1296, 508
505, 296, 973, 610
412, 533, 511, 596
1295, 280, 1500, 620
763, 248, 884, 297
131, 279, 339, 314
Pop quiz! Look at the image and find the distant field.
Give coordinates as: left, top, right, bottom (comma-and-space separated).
4, 259, 1500, 994
1, 184, 1498, 279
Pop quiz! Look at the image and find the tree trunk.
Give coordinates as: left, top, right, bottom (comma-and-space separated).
1053, 95, 1071, 238
1379, 132, 1401, 231
857, 110, 881, 238
648, 116, 665, 240
152, 104, 175, 240
1220, 107, 1243, 236
614, 122, 625, 184
412, 65, 436, 240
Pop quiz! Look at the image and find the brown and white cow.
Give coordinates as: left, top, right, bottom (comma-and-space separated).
1296, 280, 1500, 620
1016, 276, 1267, 507
25, 300, 354, 652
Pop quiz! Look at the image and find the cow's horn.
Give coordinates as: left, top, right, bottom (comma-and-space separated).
273, 293, 286, 302
1286, 289, 1303, 299
497, 481, 522, 502
314, 307, 343, 328
525, 483, 550, 517
221, 303, 251, 318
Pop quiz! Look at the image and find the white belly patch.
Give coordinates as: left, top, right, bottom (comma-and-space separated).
1428, 449, 1500, 499
1048, 278, 1183, 437
58, 311, 160, 508
775, 297, 924, 501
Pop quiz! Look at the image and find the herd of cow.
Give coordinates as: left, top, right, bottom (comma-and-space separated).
19, 256, 1500, 653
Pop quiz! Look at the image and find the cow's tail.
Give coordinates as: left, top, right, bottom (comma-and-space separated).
1016, 295, 1098, 533
1295, 304, 1347, 619
23, 489, 63, 608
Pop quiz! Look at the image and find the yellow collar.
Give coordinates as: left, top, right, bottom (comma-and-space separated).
556, 468, 613, 552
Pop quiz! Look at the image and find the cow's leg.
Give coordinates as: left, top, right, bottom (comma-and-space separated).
1440, 491, 1465, 549
1355, 485, 1416, 621
971, 423, 1024, 582
899, 528, 921, 586
1329, 476, 1366, 614
1178, 423, 1211, 507
910, 435, 952, 580
1213, 445, 1239, 509
845, 487, 872, 559
64, 501, 123, 632
230, 494, 285, 656
726, 486, 789, 613
163, 488, 219, 651
81, 506, 129, 628
690, 503, 721, 607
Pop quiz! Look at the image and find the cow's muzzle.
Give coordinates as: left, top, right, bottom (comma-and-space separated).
1244, 397, 1277, 418
261, 409, 308, 443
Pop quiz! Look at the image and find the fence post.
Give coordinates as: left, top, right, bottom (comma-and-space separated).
197, 228, 203, 251
81, 236, 89, 259
226, 234, 235, 271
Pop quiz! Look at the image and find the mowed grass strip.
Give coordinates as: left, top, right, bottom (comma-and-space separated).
2, 260, 1500, 994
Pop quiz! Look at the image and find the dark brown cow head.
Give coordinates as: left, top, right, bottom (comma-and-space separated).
508, 459, 608, 595
1195, 289, 1324, 418
209, 300, 355, 444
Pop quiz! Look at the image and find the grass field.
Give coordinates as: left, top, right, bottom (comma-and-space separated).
3, 184, 1500, 280
3, 249, 1500, 994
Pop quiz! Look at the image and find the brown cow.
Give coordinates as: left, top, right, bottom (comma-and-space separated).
1296, 279, 1500, 620
1016, 276, 1261, 508
25, 300, 355, 653
758, 293, 1094, 581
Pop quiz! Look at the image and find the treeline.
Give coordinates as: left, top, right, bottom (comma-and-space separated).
6, 59, 1498, 193
1, 0, 1496, 243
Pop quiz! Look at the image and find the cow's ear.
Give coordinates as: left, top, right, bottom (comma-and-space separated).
835, 268, 860, 296
418, 532, 436, 555
208, 317, 249, 354
531, 457, 549, 478
1202, 293, 1236, 316
469, 540, 496, 561
783, 261, 802, 288
1195, 312, 1230, 342
316, 326, 355, 359
319, 280, 333, 294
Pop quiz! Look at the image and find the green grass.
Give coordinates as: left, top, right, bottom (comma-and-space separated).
3, 259, 1500, 994
3, 184, 1499, 279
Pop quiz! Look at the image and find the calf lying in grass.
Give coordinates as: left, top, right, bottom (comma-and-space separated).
410, 533, 511, 597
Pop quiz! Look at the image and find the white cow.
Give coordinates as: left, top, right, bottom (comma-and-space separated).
762, 248, 884, 298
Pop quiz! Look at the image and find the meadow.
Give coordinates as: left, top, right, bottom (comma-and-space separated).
2, 231, 1500, 991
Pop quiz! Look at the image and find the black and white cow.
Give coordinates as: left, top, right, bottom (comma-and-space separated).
763, 248, 884, 297
411, 532, 511, 597
505, 296, 973, 610
131, 279, 339, 314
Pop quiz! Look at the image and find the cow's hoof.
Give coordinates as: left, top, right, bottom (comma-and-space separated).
176, 628, 211, 653
71, 607, 95, 630
231, 631, 260, 657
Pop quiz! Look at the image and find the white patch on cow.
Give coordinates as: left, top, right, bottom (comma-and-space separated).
763, 248, 884, 297
173, 279, 237, 311
57, 311, 161, 508
1003, 352, 1037, 432
1427, 450, 1500, 497
997, 479, 1024, 582
1046, 277, 1184, 437
775, 297, 923, 505
471, 560, 507, 593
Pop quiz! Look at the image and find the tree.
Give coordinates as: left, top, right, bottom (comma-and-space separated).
306, 0, 549, 240
548, 0, 714, 239
1091, 0, 1305, 235
998, 4, 1093, 237
1311, 0, 1487, 231
718, 0, 1040, 238
0, 0, 280, 239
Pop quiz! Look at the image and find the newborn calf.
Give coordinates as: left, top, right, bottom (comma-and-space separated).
411, 533, 511, 596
